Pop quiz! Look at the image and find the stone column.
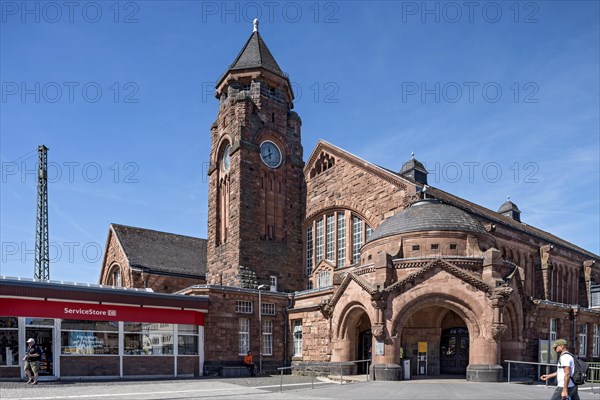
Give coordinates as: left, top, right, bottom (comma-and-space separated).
466, 286, 512, 382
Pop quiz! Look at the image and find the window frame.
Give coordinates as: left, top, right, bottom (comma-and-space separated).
292, 320, 302, 357
262, 320, 273, 356
239, 318, 250, 356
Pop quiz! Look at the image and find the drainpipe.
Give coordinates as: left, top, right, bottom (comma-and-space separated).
283, 293, 294, 366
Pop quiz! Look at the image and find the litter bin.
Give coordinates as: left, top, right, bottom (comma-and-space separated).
402, 359, 411, 380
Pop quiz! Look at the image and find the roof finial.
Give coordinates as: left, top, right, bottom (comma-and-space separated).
253, 18, 259, 32
411, 151, 415, 159
507, 195, 511, 201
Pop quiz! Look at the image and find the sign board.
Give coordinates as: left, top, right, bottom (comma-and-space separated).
0, 298, 205, 325
375, 339, 385, 355
418, 341, 427, 353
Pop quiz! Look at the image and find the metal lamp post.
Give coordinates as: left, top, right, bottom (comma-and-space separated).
257, 284, 268, 375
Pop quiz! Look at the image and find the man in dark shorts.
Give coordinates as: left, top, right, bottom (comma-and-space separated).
23, 338, 41, 385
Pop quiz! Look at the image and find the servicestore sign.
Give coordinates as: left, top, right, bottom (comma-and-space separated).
0, 298, 205, 325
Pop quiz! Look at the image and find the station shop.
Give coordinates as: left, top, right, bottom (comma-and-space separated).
0, 277, 208, 380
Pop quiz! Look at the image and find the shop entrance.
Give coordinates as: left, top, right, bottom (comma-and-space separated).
25, 327, 54, 377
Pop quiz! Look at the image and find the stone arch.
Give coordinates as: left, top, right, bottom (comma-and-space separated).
332, 301, 373, 363
335, 301, 373, 341
392, 293, 482, 340
107, 262, 122, 287
305, 203, 376, 229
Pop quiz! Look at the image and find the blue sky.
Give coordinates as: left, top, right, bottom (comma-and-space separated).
1, 1, 598, 283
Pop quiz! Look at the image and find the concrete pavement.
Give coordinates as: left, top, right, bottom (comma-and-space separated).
0, 376, 598, 400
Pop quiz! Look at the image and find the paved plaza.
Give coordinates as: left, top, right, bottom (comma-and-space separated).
0, 376, 599, 400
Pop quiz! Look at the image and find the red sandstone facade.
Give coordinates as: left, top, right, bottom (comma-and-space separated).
96, 25, 600, 381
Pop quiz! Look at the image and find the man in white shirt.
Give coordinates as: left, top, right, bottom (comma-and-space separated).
540, 339, 580, 400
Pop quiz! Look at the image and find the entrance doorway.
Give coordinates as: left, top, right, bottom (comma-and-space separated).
25, 327, 54, 377
440, 327, 468, 374
358, 329, 372, 373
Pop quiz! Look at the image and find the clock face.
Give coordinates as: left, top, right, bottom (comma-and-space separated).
260, 141, 282, 168
221, 144, 231, 172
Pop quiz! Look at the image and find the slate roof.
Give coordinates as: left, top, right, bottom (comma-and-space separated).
368, 199, 488, 242
400, 157, 427, 174
217, 31, 287, 87
111, 224, 206, 277
422, 186, 600, 260
498, 199, 521, 214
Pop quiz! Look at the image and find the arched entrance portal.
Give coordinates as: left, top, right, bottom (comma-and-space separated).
400, 307, 469, 377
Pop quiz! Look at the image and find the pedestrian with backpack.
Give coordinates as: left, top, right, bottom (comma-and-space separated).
540, 339, 580, 400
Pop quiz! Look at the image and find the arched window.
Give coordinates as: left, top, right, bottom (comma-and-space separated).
305, 210, 371, 274
110, 265, 122, 287
217, 142, 231, 245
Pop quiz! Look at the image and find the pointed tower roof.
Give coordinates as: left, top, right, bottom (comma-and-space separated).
216, 20, 288, 88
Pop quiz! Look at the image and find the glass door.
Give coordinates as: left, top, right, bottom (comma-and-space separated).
25, 326, 54, 377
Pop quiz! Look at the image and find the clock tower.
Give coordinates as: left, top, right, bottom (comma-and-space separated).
206, 20, 304, 292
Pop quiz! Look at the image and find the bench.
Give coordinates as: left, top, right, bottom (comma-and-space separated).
221, 366, 252, 377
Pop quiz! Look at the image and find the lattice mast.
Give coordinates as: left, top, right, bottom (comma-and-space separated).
34, 145, 49, 280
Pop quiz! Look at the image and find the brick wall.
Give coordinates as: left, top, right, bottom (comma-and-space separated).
61, 356, 119, 376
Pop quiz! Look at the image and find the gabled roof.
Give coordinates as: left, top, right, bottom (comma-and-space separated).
305, 140, 413, 190
110, 224, 206, 278
217, 31, 287, 88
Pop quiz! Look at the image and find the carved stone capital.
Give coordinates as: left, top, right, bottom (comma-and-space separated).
488, 286, 513, 310
491, 323, 507, 340
372, 323, 385, 340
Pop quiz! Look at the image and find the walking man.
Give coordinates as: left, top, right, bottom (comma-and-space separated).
23, 338, 41, 385
540, 339, 580, 400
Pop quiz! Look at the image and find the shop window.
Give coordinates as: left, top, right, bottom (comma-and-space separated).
236, 300, 253, 314
262, 320, 273, 356
178, 324, 198, 355
239, 318, 250, 355
123, 322, 174, 355
61, 320, 119, 355
579, 323, 587, 356
292, 320, 302, 356
0, 317, 18, 366
261, 303, 276, 315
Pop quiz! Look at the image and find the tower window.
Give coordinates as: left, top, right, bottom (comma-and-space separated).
272, 113, 275, 122
412, 245, 420, 251
449, 244, 457, 250
431, 244, 439, 250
